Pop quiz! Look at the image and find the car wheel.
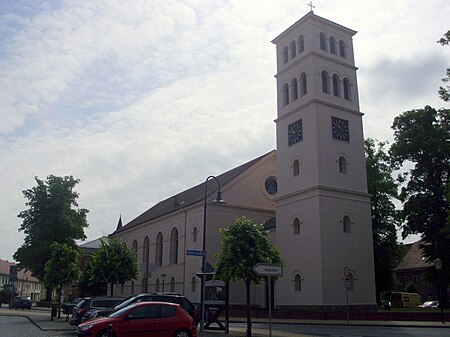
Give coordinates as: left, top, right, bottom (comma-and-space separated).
173, 330, 191, 337
96, 330, 115, 337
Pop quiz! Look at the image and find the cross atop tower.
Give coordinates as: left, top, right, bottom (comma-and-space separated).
307, 1, 315, 13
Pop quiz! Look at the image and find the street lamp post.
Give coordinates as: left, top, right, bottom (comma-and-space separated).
200, 176, 225, 337
433, 258, 445, 324
161, 273, 167, 293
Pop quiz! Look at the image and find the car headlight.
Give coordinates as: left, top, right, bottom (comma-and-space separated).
78, 324, 93, 331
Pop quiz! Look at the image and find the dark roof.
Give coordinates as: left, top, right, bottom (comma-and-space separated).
263, 217, 276, 230
113, 151, 275, 235
395, 241, 431, 271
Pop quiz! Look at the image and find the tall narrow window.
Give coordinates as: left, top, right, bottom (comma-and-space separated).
291, 78, 298, 101
333, 75, 340, 97
290, 40, 297, 59
343, 78, 351, 100
283, 46, 289, 64
293, 217, 301, 235
170, 277, 175, 292
193, 227, 198, 242
300, 72, 307, 96
155, 232, 163, 267
170, 228, 179, 264
191, 276, 197, 292
343, 215, 351, 233
329, 36, 336, 54
298, 35, 305, 53
143, 236, 149, 264
293, 159, 300, 176
283, 83, 289, 106
294, 274, 302, 291
321, 71, 329, 94
319, 32, 327, 50
132, 239, 138, 252
141, 277, 148, 293
339, 156, 347, 174
339, 40, 346, 58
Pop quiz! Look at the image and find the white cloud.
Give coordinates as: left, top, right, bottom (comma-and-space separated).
1, 0, 449, 260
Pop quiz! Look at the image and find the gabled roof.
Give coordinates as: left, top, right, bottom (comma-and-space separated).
113, 150, 275, 235
79, 236, 108, 250
0, 259, 40, 282
395, 241, 431, 271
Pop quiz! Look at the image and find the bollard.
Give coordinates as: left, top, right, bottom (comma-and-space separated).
51, 306, 57, 321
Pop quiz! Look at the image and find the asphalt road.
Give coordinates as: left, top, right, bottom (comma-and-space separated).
0, 316, 50, 337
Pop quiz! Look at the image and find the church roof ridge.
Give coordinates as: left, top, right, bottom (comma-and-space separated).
112, 150, 276, 234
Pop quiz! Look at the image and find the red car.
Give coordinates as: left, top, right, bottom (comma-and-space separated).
76, 301, 197, 337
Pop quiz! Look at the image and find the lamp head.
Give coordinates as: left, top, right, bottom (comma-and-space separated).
212, 190, 226, 204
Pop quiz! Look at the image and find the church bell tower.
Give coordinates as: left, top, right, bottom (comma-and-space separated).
273, 11, 376, 308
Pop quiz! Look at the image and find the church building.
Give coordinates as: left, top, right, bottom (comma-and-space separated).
110, 11, 376, 311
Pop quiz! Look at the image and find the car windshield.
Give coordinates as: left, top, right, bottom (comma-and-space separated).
109, 303, 138, 318
113, 295, 140, 310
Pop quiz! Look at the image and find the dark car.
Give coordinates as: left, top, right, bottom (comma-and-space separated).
86, 293, 198, 325
77, 301, 197, 337
62, 297, 82, 315
12, 296, 32, 310
69, 296, 123, 326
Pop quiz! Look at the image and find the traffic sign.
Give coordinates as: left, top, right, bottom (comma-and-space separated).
187, 249, 205, 257
252, 263, 283, 276
343, 267, 350, 276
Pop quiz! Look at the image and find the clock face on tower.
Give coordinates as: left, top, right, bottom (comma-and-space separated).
331, 116, 350, 142
288, 119, 303, 146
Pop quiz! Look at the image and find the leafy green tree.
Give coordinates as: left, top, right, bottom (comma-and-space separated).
44, 242, 80, 318
390, 106, 450, 307
90, 238, 139, 296
437, 30, 450, 101
79, 262, 107, 297
365, 138, 402, 303
215, 217, 282, 337
14, 175, 88, 300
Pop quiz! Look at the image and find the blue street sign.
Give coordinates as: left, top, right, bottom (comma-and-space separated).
186, 249, 205, 257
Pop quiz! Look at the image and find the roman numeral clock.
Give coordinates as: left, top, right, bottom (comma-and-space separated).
288, 119, 303, 145
331, 116, 350, 142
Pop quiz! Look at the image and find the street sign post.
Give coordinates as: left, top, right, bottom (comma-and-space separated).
253, 264, 282, 337
187, 249, 205, 257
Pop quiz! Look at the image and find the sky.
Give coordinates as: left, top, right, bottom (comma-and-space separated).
0, 0, 448, 262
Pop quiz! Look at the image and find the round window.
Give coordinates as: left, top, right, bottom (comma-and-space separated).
264, 177, 278, 195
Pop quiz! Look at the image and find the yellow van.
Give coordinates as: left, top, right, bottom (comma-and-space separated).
390, 292, 421, 308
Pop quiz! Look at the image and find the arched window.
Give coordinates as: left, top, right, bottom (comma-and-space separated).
319, 32, 327, 51
283, 83, 289, 106
283, 46, 289, 64
155, 279, 160, 292
321, 70, 329, 94
170, 277, 175, 293
170, 228, 179, 264
141, 277, 148, 293
298, 35, 305, 53
343, 215, 352, 233
132, 239, 138, 252
293, 159, 300, 176
155, 232, 163, 267
291, 78, 298, 101
300, 72, 307, 96
193, 227, 198, 242
339, 156, 348, 174
293, 217, 301, 235
294, 274, 302, 291
339, 40, 346, 58
143, 236, 149, 264
191, 276, 197, 292
290, 40, 297, 59
329, 36, 336, 54
343, 78, 351, 100
332, 75, 340, 97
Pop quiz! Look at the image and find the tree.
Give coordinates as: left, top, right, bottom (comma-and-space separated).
390, 106, 450, 307
215, 217, 282, 337
89, 238, 139, 296
44, 242, 80, 318
365, 139, 403, 303
437, 30, 450, 101
14, 175, 88, 300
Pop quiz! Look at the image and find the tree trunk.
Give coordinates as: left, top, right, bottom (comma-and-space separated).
245, 279, 252, 337
58, 285, 62, 319
110, 283, 114, 296
45, 286, 52, 302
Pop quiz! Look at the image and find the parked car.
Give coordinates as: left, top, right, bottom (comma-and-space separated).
12, 296, 32, 310
85, 293, 198, 325
76, 301, 197, 337
62, 297, 82, 315
418, 300, 439, 308
69, 296, 124, 326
